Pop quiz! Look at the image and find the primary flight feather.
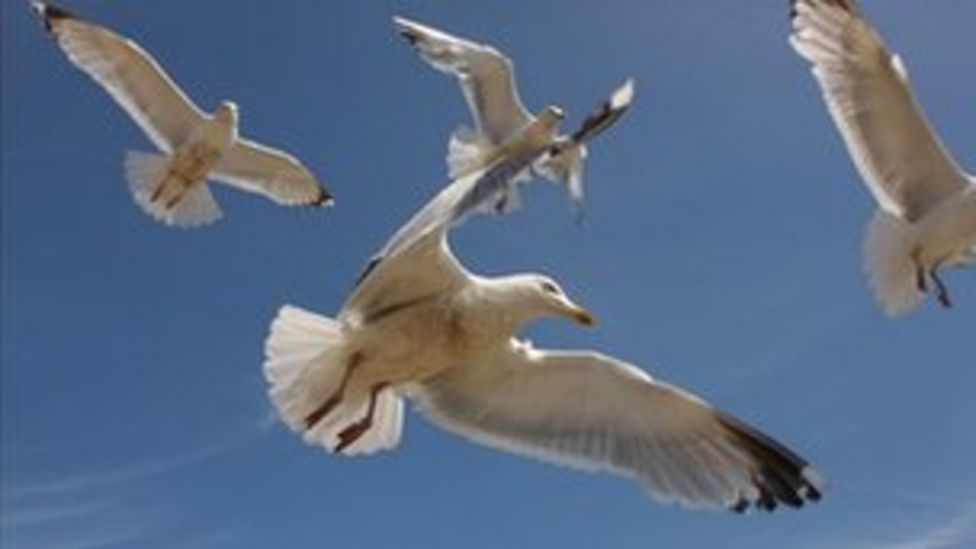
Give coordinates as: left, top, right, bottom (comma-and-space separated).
34, 2, 331, 228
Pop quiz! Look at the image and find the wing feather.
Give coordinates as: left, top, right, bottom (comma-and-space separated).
35, 2, 206, 152
394, 16, 532, 143
212, 138, 331, 206
415, 345, 822, 512
790, 0, 968, 220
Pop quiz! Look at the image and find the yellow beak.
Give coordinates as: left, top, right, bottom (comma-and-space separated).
568, 305, 596, 327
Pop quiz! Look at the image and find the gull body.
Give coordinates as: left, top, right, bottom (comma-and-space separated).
790, 0, 976, 314
394, 16, 634, 219
34, 2, 330, 228
265, 118, 821, 512
136, 102, 238, 211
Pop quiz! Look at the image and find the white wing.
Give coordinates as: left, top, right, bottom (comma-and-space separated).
212, 138, 331, 206
415, 343, 822, 512
35, 3, 206, 153
394, 16, 533, 144
790, 0, 969, 221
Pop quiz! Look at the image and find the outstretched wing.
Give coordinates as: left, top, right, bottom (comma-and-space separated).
394, 16, 533, 144
790, 0, 969, 220
34, 2, 206, 153
416, 343, 822, 512
213, 138, 331, 206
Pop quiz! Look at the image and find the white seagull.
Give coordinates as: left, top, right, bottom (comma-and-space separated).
264, 113, 822, 512
34, 3, 331, 228
394, 16, 635, 221
790, 0, 976, 315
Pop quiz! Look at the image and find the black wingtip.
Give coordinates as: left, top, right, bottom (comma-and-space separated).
311, 187, 334, 208
569, 79, 635, 145
353, 255, 382, 289
717, 413, 824, 513
392, 17, 421, 45
31, 2, 78, 33
398, 28, 420, 46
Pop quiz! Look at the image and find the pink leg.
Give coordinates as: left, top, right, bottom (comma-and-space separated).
334, 382, 390, 453
930, 266, 952, 309
150, 181, 166, 203
304, 352, 363, 429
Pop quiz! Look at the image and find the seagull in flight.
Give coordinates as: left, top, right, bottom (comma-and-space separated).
264, 112, 822, 512
34, 2, 331, 228
394, 16, 635, 222
790, 0, 976, 315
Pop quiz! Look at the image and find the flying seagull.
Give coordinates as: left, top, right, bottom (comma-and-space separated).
790, 0, 976, 315
33, 2, 331, 228
393, 16, 635, 222
264, 113, 822, 512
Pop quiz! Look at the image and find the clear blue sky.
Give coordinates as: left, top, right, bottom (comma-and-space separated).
3, 1, 974, 548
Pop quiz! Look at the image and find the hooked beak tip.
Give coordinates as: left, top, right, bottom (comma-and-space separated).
572, 307, 596, 327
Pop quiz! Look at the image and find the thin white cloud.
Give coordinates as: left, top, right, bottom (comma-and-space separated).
876, 501, 976, 549
4, 406, 274, 500
813, 499, 976, 549
2, 498, 119, 528
2, 406, 274, 549
2, 498, 160, 549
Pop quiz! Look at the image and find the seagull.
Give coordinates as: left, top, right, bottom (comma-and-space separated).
264, 113, 823, 512
790, 0, 976, 316
394, 16, 635, 222
33, 2, 331, 228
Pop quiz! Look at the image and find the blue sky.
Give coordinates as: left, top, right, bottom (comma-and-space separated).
3, 0, 974, 547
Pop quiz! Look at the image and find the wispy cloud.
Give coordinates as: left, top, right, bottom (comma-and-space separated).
2, 497, 160, 549
4, 406, 274, 500
870, 501, 976, 549
2, 406, 274, 549
808, 497, 976, 549
2, 498, 120, 528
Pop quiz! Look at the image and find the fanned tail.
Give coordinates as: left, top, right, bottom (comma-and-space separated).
264, 305, 403, 455
124, 151, 222, 228
864, 210, 922, 316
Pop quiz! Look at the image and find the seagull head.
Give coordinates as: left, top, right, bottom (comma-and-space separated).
541, 105, 565, 122
216, 101, 239, 123
498, 274, 595, 327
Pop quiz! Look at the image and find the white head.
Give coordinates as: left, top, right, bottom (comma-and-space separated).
537, 105, 566, 138
539, 105, 565, 124
490, 273, 595, 328
215, 101, 239, 124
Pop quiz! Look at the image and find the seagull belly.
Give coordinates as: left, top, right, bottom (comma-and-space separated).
350, 299, 474, 389
172, 141, 223, 185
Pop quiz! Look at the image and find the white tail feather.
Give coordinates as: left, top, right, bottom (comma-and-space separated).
864, 210, 923, 316
124, 151, 222, 228
264, 305, 403, 455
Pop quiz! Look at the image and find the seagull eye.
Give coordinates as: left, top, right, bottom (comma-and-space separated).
540, 281, 559, 295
